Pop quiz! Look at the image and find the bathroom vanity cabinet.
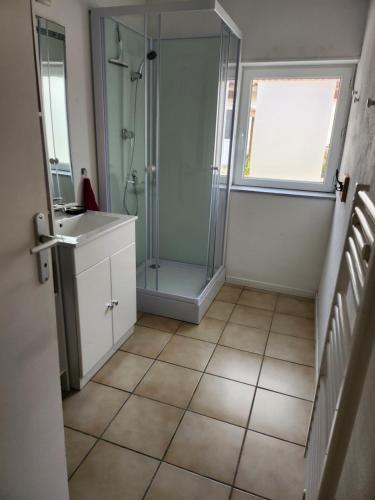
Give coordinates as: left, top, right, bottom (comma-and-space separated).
56, 212, 137, 389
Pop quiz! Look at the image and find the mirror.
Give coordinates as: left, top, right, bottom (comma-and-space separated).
37, 17, 74, 205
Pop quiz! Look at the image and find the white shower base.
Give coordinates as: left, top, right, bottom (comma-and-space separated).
136, 260, 225, 323
136, 259, 208, 298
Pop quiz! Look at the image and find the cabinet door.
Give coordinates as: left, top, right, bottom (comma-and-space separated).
111, 243, 137, 343
75, 258, 112, 376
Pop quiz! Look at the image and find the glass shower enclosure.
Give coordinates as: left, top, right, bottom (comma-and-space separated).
91, 1, 241, 322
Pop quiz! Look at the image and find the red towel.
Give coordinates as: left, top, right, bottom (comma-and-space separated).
83, 177, 99, 211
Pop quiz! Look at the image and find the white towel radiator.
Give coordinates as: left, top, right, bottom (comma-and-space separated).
305, 184, 375, 499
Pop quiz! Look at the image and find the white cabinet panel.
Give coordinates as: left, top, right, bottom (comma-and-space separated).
111, 244, 136, 343
75, 258, 113, 376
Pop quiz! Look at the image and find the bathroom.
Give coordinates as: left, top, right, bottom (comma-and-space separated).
1, 0, 375, 499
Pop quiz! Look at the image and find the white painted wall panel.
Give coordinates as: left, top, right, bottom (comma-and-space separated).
226, 192, 335, 296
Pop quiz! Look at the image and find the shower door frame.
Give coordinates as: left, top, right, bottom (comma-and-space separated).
90, 0, 242, 322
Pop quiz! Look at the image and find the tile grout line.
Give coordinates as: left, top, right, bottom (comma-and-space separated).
140, 317, 228, 500
228, 291, 279, 500
67, 324, 181, 483
64, 422, 286, 496
67, 287, 315, 497
91, 362, 314, 402
121, 337, 315, 370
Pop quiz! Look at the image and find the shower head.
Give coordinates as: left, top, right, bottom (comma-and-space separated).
108, 24, 129, 68
131, 50, 157, 81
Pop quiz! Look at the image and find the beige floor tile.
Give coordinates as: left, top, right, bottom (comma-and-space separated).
64, 428, 96, 478
120, 326, 172, 358
276, 295, 314, 319
93, 352, 153, 392
266, 333, 315, 366
271, 313, 314, 339
177, 317, 226, 343
249, 389, 312, 445
219, 323, 268, 355
259, 357, 315, 400
206, 346, 262, 385
135, 361, 201, 408
69, 440, 158, 500
236, 431, 305, 500
189, 374, 255, 426
165, 411, 244, 484
230, 305, 272, 331
231, 490, 264, 500
103, 395, 183, 459
137, 313, 182, 333
238, 289, 277, 311
215, 285, 243, 304
205, 300, 235, 321
63, 382, 129, 436
158, 335, 215, 371
145, 463, 231, 500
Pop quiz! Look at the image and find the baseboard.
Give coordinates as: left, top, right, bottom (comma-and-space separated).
225, 274, 316, 298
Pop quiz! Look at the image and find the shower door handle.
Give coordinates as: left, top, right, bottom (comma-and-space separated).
209, 166, 219, 172
146, 165, 157, 174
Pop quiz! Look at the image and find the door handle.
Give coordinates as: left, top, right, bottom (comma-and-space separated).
30, 213, 58, 283
30, 235, 59, 255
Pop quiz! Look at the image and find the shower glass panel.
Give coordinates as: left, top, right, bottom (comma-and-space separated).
155, 10, 223, 297
211, 31, 241, 276
104, 15, 148, 287
92, 2, 241, 321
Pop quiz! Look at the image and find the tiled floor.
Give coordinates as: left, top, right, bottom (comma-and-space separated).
63, 284, 315, 500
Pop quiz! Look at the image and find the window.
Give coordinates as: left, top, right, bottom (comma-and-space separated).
234, 64, 354, 192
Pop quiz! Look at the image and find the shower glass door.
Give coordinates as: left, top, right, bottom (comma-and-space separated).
207, 28, 241, 279
149, 9, 224, 298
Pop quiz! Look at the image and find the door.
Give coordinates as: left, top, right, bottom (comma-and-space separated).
111, 244, 137, 343
75, 258, 113, 375
0, 1, 69, 499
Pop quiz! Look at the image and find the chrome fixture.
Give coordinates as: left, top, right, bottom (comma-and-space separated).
131, 50, 157, 81
108, 24, 129, 68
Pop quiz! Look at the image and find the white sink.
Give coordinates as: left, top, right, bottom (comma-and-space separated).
55, 211, 136, 246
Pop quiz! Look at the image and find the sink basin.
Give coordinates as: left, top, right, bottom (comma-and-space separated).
55, 211, 136, 246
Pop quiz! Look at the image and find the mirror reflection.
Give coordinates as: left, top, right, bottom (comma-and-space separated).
37, 17, 74, 205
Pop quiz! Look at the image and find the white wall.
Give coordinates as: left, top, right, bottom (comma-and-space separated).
226, 192, 335, 297
221, 0, 369, 61
317, 2, 375, 493
317, 0, 375, 348
221, 0, 368, 297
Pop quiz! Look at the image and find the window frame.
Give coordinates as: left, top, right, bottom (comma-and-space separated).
233, 63, 355, 192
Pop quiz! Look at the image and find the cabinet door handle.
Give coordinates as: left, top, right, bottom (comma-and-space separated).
106, 303, 114, 311
112, 299, 119, 306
